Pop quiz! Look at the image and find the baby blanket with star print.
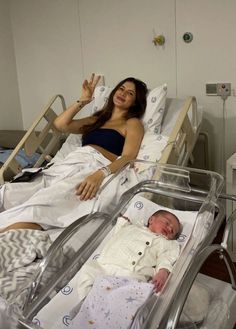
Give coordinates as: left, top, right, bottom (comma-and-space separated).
69, 275, 154, 329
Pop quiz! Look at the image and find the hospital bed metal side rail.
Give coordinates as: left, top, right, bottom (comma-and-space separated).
0, 94, 66, 185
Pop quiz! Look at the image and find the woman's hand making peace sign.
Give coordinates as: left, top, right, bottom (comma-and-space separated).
80, 73, 101, 103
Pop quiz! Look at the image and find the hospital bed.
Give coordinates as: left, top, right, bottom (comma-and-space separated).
9, 163, 236, 329
0, 82, 200, 185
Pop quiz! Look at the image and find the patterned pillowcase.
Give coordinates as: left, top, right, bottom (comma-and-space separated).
137, 132, 169, 162
91, 84, 167, 132
142, 83, 167, 133
91, 86, 112, 114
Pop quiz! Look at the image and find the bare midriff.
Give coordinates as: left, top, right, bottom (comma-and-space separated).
88, 144, 118, 162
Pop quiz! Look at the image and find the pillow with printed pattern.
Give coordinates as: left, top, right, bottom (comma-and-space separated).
91, 86, 112, 114
137, 131, 169, 163
142, 83, 167, 133
91, 84, 167, 132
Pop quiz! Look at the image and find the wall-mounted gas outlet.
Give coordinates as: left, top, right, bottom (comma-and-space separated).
217, 83, 231, 98
206, 83, 231, 99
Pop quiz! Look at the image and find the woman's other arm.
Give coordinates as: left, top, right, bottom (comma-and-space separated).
53, 74, 100, 133
76, 118, 144, 200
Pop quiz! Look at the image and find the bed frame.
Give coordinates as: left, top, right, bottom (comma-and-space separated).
0, 95, 199, 185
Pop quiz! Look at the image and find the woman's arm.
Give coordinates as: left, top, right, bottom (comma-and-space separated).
76, 118, 144, 200
53, 101, 95, 133
53, 74, 100, 133
107, 118, 144, 173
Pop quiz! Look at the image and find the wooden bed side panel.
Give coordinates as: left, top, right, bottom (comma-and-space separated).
0, 95, 66, 185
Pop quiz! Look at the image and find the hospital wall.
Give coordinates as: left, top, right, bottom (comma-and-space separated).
1, 0, 236, 174
0, 0, 22, 129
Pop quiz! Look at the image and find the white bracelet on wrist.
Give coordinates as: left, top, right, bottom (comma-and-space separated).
100, 166, 112, 177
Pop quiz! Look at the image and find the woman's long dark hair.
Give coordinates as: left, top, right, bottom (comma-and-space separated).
81, 77, 148, 135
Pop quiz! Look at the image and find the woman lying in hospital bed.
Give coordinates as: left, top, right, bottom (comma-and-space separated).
0, 73, 148, 231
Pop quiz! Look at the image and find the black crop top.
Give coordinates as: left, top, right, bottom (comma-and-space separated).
82, 128, 125, 156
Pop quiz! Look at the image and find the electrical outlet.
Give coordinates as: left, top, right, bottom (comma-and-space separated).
206, 83, 217, 95
216, 83, 231, 98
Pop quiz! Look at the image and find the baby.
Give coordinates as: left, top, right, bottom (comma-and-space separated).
69, 210, 181, 329
146, 209, 181, 291
76, 209, 181, 303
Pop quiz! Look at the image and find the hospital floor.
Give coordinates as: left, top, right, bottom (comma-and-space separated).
200, 222, 236, 329
200, 221, 235, 283
188, 166, 235, 282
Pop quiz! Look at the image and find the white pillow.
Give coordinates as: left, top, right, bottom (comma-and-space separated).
91, 84, 167, 132
137, 132, 168, 162
142, 84, 167, 133
91, 86, 112, 114
136, 84, 168, 168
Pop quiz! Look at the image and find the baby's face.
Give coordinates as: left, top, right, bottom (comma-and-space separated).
148, 212, 180, 240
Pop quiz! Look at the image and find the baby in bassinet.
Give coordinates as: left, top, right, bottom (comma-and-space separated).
68, 210, 181, 329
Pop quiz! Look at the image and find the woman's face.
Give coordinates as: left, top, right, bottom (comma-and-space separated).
113, 81, 136, 110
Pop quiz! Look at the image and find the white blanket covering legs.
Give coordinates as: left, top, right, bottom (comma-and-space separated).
0, 146, 113, 229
